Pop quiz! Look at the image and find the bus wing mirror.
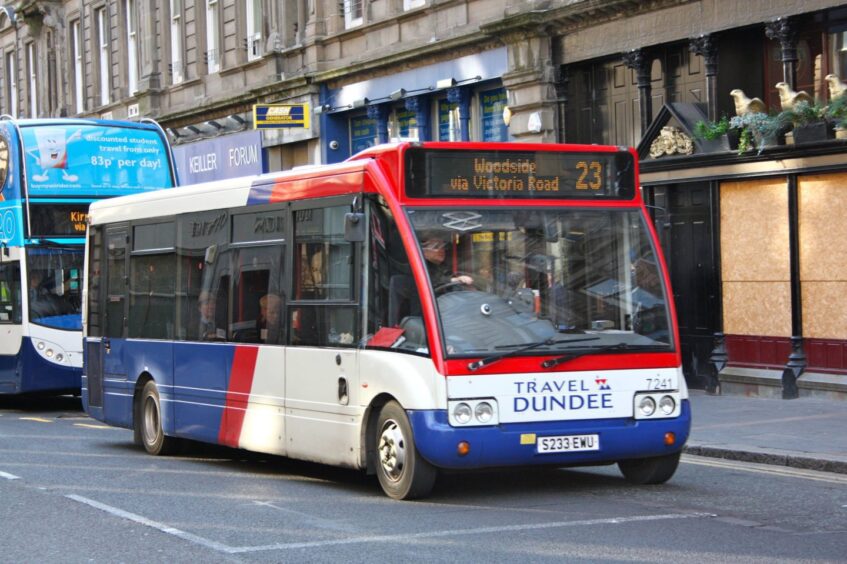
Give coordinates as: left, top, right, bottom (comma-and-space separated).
344, 212, 366, 242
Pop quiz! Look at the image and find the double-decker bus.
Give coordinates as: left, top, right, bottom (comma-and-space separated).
82, 142, 689, 499
0, 117, 176, 395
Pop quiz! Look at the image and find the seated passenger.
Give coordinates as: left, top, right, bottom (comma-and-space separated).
257, 293, 283, 344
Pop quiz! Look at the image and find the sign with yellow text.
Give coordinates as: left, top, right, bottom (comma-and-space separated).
253, 104, 310, 129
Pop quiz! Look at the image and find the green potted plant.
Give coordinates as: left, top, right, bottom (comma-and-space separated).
782, 100, 833, 143
728, 112, 787, 154
824, 94, 847, 140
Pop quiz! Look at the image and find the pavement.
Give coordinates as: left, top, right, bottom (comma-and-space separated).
685, 389, 847, 474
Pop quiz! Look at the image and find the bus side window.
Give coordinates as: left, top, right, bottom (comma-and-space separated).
289, 205, 356, 347
365, 196, 427, 352
0, 261, 21, 324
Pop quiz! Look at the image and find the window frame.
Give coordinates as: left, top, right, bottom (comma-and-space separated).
5, 50, 17, 116
170, 0, 184, 84
206, 0, 221, 73
71, 19, 85, 113
344, 0, 363, 30
26, 41, 36, 118
96, 6, 111, 106
125, 0, 138, 96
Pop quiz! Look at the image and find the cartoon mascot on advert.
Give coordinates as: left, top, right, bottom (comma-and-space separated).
27, 128, 83, 183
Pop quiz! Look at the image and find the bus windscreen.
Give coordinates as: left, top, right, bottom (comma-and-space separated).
404, 148, 635, 200
21, 124, 173, 196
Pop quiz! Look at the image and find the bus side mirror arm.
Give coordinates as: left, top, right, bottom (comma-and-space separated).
344, 212, 366, 242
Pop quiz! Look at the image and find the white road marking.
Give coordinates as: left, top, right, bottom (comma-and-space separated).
65, 493, 714, 554
682, 454, 847, 484
0, 471, 21, 480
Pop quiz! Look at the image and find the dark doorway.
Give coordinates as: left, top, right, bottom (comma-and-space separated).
646, 182, 720, 389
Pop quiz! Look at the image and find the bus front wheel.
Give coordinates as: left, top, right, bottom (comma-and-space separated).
375, 401, 437, 500
618, 452, 680, 485
137, 381, 179, 456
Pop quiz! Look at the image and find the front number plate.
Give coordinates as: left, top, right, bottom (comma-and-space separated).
537, 434, 600, 454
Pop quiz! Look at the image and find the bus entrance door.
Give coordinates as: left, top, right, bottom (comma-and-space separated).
285, 347, 360, 467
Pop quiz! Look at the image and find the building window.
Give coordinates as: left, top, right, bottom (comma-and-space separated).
246, 0, 262, 61
26, 42, 36, 118
403, 0, 425, 10
206, 0, 220, 73
72, 20, 85, 113
97, 7, 110, 106
170, 0, 183, 84
125, 0, 138, 95
344, 0, 363, 29
5, 51, 16, 117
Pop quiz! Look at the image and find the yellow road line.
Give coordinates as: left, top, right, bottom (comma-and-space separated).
19, 417, 52, 423
73, 423, 112, 430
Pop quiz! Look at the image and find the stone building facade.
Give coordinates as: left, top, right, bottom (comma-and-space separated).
3, 0, 847, 397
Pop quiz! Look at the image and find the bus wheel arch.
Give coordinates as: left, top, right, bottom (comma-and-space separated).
132, 374, 154, 446
373, 399, 437, 500
134, 375, 179, 456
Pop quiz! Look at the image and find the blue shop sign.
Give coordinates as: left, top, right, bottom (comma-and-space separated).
350, 116, 377, 154
481, 87, 509, 142
173, 130, 265, 185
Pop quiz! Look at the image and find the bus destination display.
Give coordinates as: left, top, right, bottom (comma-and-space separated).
405, 149, 634, 200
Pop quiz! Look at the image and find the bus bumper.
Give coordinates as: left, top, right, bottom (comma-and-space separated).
408, 399, 691, 469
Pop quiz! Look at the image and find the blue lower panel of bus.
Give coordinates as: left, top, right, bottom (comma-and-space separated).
409, 400, 691, 469
0, 338, 81, 394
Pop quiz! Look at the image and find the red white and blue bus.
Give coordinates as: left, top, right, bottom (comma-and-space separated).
82, 142, 689, 499
0, 117, 176, 395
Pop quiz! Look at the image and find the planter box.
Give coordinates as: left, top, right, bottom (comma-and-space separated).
793, 121, 835, 144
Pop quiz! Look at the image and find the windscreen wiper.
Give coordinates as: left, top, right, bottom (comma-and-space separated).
468, 337, 599, 371
540, 342, 631, 369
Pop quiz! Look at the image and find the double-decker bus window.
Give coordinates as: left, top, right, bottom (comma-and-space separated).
129, 222, 176, 339
26, 247, 84, 329
290, 205, 357, 347
105, 230, 128, 338
0, 261, 21, 323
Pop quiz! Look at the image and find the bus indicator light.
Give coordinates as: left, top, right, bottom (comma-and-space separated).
664, 432, 676, 446
457, 441, 470, 456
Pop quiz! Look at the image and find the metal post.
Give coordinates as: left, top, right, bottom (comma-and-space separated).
782, 175, 805, 399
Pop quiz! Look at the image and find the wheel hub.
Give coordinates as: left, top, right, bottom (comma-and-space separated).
378, 419, 406, 481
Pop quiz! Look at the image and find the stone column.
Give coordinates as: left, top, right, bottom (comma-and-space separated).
622, 49, 652, 134
689, 34, 719, 121
497, 29, 560, 143
765, 17, 798, 90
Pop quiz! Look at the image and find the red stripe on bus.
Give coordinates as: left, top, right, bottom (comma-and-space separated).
218, 346, 259, 448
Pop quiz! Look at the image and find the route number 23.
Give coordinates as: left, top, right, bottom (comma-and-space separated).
576, 161, 602, 190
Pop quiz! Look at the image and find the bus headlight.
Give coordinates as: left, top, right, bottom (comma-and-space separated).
32, 339, 69, 365
638, 396, 656, 417
474, 402, 494, 423
454, 403, 472, 424
633, 392, 681, 419
659, 395, 676, 415
448, 399, 499, 426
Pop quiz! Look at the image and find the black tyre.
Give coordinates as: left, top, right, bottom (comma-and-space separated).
375, 401, 437, 500
136, 380, 179, 456
618, 452, 681, 485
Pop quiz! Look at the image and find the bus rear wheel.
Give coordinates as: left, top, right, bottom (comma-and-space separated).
618, 452, 681, 485
137, 380, 179, 456
375, 401, 437, 500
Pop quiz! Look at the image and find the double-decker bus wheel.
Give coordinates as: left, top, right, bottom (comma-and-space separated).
618, 452, 681, 485
137, 380, 179, 456
375, 401, 437, 500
